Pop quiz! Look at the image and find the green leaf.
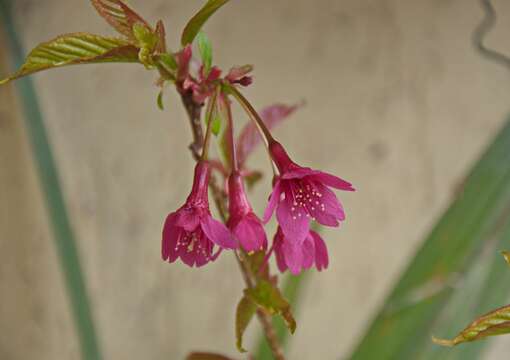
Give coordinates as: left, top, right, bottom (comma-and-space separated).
211, 112, 222, 136
181, 0, 230, 46
157, 53, 177, 71
132, 23, 158, 50
433, 303, 510, 346
349, 118, 510, 360
157, 91, 164, 110
197, 31, 213, 74
502, 250, 510, 266
235, 295, 257, 353
0, 4, 102, 359
0, 33, 139, 84
90, 0, 151, 39
254, 272, 308, 360
246, 280, 296, 334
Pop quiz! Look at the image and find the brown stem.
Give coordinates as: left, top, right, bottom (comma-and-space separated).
180, 90, 204, 160
179, 93, 286, 360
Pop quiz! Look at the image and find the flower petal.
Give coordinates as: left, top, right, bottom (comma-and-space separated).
162, 213, 180, 262
273, 228, 288, 272
263, 179, 282, 223
201, 215, 237, 249
311, 230, 329, 271
174, 206, 201, 231
281, 166, 320, 180
314, 182, 345, 222
276, 188, 310, 243
314, 171, 355, 191
233, 214, 267, 252
282, 240, 304, 275
301, 234, 315, 269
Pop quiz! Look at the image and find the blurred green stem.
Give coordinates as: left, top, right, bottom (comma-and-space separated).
0, 1, 102, 359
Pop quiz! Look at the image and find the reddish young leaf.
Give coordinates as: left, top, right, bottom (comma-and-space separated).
236, 103, 301, 166
90, 0, 150, 39
154, 20, 167, 53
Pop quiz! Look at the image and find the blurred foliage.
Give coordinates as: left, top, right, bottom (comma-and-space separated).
349, 119, 510, 359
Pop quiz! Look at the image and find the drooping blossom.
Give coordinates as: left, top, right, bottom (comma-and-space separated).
273, 226, 329, 275
162, 161, 237, 267
227, 172, 267, 252
264, 141, 354, 242
225, 64, 253, 87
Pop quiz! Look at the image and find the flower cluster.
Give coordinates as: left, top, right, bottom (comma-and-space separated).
162, 40, 354, 275
162, 136, 354, 274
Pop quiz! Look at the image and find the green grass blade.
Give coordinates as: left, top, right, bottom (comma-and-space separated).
418, 219, 510, 360
0, 2, 102, 359
349, 118, 510, 360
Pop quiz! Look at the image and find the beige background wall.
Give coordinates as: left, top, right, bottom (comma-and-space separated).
2, 0, 510, 359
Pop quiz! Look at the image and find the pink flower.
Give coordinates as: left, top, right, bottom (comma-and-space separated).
227, 172, 267, 252
264, 141, 354, 242
183, 65, 222, 104
273, 227, 329, 275
162, 161, 237, 267
225, 65, 253, 87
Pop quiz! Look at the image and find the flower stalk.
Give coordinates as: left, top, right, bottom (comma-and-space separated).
179, 89, 286, 360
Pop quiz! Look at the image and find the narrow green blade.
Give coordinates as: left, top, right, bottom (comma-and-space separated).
0, 2, 102, 359
349, 119, 510, 360
418, 219, 510, 360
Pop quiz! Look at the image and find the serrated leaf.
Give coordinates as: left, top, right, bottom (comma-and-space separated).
433, 304, 510, 346
0, 33, 139, 84
154, 20, 167, 53
181, 0, 230, 46
236, 103, 301, 167
235, 295, 257, 353
186, 352, 236, 360
197, 31, 213, 74
90, 0, 150, 39
246, 280, 296, 334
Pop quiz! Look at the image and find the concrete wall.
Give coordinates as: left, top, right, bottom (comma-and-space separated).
2, 0, 510, 358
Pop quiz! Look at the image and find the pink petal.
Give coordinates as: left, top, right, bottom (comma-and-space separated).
233, 215, 267, 252
226, 64, 253, 82
282, 241, 303, 275
281, 167, 320, 180
315, 182, 345, 222
314, 171, 355, 191
273, 228, 288, 272
311, 231, 329, 271
206, 66, 222, 82
201, 215, 237, 249
263, 180, 281, 223
301, 235, 315, 269
162, 213, 179, 262
276, 190, 310, 243
174, 207, 200, 231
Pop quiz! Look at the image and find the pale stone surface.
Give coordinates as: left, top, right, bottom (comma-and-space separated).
3, 0, 510, 359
